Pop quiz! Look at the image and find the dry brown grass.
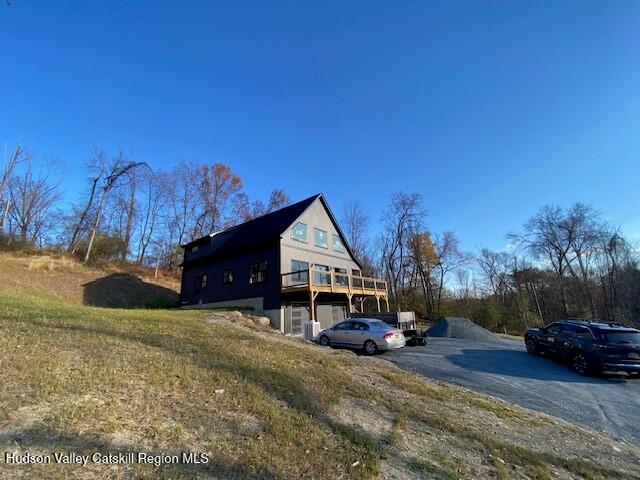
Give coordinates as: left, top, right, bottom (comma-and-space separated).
27, 255, 80, 273
0, 253, 178, 308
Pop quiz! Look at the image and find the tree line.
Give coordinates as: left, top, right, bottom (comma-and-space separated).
1, 144, 638, 330
0, 146, 290, 272
343, 192, 639, 331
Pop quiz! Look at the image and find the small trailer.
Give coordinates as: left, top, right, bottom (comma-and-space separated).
350, 311, 427, 346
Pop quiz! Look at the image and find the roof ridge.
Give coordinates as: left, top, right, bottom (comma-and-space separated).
183, 193, 322, 246
215, 193, 321, 235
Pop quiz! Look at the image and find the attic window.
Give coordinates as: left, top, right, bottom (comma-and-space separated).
314, 228, 328, 249
292, 222, 307, 242
191, 245, 199, 253
332, 234, 345, 253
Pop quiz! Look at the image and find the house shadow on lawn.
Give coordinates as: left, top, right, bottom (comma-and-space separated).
82, 273, 178, 309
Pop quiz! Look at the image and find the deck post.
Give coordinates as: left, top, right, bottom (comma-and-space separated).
356, 297, 365, 313
309, 290, 320, 322
346, 293, 352, 315
376, 296, 381, 312
309, 290, 315, 321
384, 296, 390, 312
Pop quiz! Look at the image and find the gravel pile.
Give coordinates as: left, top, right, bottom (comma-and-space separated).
427, 317, 496, 341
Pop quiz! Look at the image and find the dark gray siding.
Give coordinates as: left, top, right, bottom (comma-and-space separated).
180, 241, 281, 310
182, 237, 212, 264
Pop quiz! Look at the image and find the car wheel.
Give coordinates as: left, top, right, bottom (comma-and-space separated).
525, 338, 539, 356
572, 352, 592, 376
319, 335, 330, 347
363, 340, 378, 355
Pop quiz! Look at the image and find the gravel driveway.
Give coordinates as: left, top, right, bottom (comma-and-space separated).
384, 337, 640, 445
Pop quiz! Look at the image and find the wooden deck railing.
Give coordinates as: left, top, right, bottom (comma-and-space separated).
281, 268, 388, 296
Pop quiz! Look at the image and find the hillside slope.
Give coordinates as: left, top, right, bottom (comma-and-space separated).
0, 254, 639, 479
0, 253, 179, 308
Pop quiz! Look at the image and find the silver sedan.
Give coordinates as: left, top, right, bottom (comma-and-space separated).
318, 318, 406, 355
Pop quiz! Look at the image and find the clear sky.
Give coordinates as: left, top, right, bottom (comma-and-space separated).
1, 1, 639, 251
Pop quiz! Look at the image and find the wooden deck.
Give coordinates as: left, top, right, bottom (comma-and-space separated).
281, 268, 389, 318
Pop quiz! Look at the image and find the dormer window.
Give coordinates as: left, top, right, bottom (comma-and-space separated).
292, 222, 307, 242
191, 245, 199, 253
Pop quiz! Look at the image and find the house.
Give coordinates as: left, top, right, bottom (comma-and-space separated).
179, 193, 389, 335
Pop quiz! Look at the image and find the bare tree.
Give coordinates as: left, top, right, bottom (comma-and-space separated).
380, 192, 425, 310
431, 231, 469, 316
341, 200, 370, 263
67, 152, 106, 254
412, 230, 469, 318
83, 152, 146, 263
263, 188, 291, 214
477, 248, 512, 303
136, 170, 166, 264
7, 157, 61, 245
563, 203, 601, 318
193, 163, 242, 237
0, 145, 25, 234
227, 188, 291, 227
117, 169, 139, 261
163, 161, 199, 268
510, 205, 576, 316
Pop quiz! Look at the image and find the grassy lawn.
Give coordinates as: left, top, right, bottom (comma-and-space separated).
0, 254, 639, 479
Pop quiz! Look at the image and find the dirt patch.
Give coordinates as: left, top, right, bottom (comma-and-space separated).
331, 397, 396, 443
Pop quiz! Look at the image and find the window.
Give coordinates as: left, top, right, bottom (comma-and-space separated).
291, 260, 309, 284
334, 321, 353, 331
352, 269, 363, 288
546, 323, 564, 334
369, 321, 388, 330
291, 222, 307, 242
223, 269, 234, 284
332, 234, 345, 253
335, 267, 348, 286
193, 273, 207, 294
572, 327, 593, 339
352, 322, 369, 331
250, 261, 268, 284
191, 245, 199, 253
314, 228, 328, 248
314, 264, 330, 285
602, 331, 640, 344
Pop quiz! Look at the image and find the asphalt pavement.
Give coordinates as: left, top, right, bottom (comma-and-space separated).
384, 337, 640, 445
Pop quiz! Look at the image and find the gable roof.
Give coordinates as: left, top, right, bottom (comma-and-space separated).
182, 193, 362, 268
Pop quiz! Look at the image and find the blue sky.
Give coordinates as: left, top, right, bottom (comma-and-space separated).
1, 1, 639, 251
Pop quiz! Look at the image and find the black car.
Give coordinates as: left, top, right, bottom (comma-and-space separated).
524, 319, 640, 376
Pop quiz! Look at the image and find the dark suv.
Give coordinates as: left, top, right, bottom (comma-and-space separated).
524, 319, 640, 376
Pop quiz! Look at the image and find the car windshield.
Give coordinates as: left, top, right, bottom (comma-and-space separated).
602, 331, 640, 344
